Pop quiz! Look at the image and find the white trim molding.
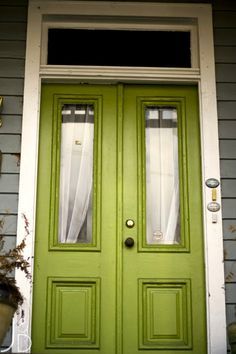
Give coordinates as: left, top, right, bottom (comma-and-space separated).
14, 1, 227, 353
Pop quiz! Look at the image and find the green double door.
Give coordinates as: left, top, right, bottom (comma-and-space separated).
32, 84, 207, 353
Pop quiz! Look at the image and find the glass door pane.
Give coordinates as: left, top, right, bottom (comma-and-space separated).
58, 104, 94, 243
145, 107, 180, 245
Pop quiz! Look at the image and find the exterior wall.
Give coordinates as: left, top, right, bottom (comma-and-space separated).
0, 0, 235, 352
214, 1, 236, 343
0, 0, 27, 349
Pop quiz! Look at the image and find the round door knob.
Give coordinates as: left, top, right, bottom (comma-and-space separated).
124, 237, 135, 248
125, 219, 135, 228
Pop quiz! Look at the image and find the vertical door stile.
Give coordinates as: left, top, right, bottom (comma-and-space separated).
116, 84, 124, 354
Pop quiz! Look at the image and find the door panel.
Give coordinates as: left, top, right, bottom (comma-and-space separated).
32, 85, 118, 353
32, 84, 206, 354
122, 86, 206, 353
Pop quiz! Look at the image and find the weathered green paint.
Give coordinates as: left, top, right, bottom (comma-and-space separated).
32, 84, 206, 354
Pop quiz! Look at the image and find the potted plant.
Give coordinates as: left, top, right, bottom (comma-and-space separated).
228, 322, 236, 354
0, 214, 31, 346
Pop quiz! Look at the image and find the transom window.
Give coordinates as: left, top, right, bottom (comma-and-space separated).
47, 28, 191, 68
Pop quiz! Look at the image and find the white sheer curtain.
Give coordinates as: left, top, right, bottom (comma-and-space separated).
59, 105, 94, 243
146, 108, 179, 245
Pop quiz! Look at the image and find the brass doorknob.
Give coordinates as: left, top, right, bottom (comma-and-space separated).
125, 219, 135, 228
124, 237, 135, 248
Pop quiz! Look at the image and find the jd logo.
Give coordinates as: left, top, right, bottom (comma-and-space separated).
0, 319, 32, 353
0, 334, 32, 353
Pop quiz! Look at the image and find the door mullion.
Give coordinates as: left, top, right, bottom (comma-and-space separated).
116, 83, 124, 354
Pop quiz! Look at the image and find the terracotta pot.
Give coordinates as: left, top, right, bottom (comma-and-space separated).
0, 285, 17, 346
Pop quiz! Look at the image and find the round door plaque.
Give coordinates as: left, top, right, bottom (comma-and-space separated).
207, 202, 221, 212
205, 178, 220, 188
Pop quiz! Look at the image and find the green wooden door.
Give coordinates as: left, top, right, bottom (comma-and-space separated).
32, 84, 206, 354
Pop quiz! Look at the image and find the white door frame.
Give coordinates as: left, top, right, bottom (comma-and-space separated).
13, 1, 227, 353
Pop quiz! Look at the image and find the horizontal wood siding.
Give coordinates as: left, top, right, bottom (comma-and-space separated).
213, 2, 236, 347
0, 2, 27, 350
